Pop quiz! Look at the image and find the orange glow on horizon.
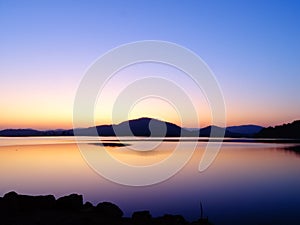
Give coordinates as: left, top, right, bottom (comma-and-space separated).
0, 90, 297, 130
2, 108, 296, 130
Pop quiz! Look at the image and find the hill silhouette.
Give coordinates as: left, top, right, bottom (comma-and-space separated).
226, 125, 263, 136
0, 129, 72, 137
0, 117, 267, 138
74, 117, 192, 137
256, 120, 300, 139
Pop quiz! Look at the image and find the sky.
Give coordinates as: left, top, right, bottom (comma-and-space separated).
0, 0, 299, 129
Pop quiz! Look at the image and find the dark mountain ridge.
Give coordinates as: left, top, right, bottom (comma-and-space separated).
74, 118, 191, 137
256, 120, 300, 138
2, 117, 296, 138
226, 125, 263, 135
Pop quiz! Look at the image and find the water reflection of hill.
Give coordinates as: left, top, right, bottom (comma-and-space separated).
284, 145, 300, 155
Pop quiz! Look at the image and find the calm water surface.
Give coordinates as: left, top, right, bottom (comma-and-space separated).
0, 137, 300, 224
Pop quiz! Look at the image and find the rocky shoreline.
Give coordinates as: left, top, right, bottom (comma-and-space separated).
0, 192, 213, 225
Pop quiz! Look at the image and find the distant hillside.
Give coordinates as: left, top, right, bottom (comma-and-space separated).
0, 117, 264, 138
256, 120, 300, 139
0, 129, 73, 137
0, 129, 44, 136
0, 117, 300, 139
199, 125, 234, 137
74, 117, 190, 137
227, 125, 263, 136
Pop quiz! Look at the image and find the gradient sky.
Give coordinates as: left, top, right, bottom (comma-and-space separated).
1, 0, 299, 129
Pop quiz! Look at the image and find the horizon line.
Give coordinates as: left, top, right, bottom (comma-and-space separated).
1, 116, 297, 132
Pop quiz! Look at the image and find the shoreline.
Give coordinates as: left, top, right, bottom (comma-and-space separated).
0, 191, 213, 225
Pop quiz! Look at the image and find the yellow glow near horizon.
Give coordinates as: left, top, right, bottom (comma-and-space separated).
1, 85, 296, 130
128, 97, 181, 126
0, 84, 75, 130
0, 66, 297, 130
1, 103, 297, 130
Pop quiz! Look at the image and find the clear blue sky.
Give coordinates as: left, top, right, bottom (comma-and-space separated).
0, 0, 299, 129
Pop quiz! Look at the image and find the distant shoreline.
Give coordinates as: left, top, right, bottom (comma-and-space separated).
0, 117, 299, 139
1, 136, 300, 143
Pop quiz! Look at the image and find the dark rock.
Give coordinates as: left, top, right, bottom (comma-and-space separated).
0, 196, 4, 211
82, 201, 94, 211
156, 214, 187, 225
56, 194, 83, 211
3, 191, 19, 199
2, 191, 56, 212
3, 191, 19, 211
18, 194, 56, 211
190, 218, 213, 225
0, 192, 214, 225
96, 201, 123, 218
132, 210, 152, 224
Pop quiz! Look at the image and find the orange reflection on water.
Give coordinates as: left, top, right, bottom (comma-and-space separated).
101, 144, 174, 166
0, 143, 98, 195
1, 137, 300, 224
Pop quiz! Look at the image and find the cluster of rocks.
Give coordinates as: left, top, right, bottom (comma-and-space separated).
0, 192, 212, 225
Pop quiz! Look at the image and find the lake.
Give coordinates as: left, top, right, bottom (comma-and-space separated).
0, 137, 300, 224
